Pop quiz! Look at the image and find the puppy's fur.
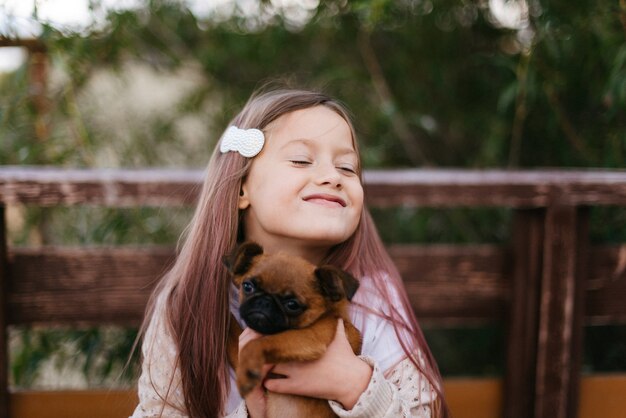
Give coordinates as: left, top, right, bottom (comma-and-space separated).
224, 242, 362, 418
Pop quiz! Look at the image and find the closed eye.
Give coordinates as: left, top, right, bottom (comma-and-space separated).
290, 160, 312, 166
338, 166, 357, 174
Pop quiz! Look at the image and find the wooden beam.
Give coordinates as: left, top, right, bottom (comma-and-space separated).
5, 244, 625, 326
2, 167, 626, 207
534, 206, 587, 418
444, 377, 503, 418
9, 389, 138, 418
363, 169, 626, 207
7, 374, 626, 418
504, 209, 544, 418
569, 208, 589, 416
391, 244, 511, 324
0, 38, 45, 52
578, 374, 626, 418
0, 167, 202, 207
8, 381, 503, 418
6, 247, 175, 326
5, 245, 510, 325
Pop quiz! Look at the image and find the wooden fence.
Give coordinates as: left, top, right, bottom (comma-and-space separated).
1, 166, 625, 418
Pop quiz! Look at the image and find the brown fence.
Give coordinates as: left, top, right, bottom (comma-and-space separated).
1, 166, 625, 418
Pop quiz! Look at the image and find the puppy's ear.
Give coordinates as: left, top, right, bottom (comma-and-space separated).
315, 266, 360, 302
223, 241, 264, 276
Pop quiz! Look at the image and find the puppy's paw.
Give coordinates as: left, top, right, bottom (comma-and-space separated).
237, 364, 263, 396
236, 347, 264, 396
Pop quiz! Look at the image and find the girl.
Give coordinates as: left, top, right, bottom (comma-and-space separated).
131, 88, 449, 418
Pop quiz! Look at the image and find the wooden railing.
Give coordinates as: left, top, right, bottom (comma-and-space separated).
1, 166, 625, 418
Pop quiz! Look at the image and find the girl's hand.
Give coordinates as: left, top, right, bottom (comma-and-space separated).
238, 328, 273, 418
263, 319, 372, 410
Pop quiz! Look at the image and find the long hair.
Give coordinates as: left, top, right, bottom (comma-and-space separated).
140, 88, 449, 417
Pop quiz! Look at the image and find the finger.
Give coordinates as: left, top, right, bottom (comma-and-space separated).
330, 319, 348, 347
270, 360, 310, 374
239, 328, 263, 350
336, 318, 345, 335
263, 374, 297, 394
261, 363, 275, 378
240, 327, 262, 341
269, 362, 294, 377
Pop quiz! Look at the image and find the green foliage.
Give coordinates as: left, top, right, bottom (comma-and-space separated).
589, 206, 626, 244
2, 0, 624, 169
424, 325, 505, 377
584, 325, 626, 373
10, 326, 139, 388
371, 207, 511, 244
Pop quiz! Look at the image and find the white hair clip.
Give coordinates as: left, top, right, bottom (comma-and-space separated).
219, 126, 265, 158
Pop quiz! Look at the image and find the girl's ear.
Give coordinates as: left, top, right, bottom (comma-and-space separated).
238, 182, 250, 210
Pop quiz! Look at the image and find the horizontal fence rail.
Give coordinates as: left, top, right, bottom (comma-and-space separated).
6, 375, 626, 418
3, 244, 625, 326
1, 166, 626, 207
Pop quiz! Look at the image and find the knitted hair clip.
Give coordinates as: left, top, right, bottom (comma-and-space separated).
219, 126, 265, 158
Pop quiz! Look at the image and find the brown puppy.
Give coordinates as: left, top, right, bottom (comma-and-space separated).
223, 241, 362, 418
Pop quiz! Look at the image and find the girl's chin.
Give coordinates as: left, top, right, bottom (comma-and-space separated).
297, 231, 354, 245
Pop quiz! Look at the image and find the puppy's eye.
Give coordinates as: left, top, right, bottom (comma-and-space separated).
283, 299, 303, 314
242, 281, 255, 294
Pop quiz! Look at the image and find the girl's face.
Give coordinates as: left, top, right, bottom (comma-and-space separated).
239, 106, 364, 260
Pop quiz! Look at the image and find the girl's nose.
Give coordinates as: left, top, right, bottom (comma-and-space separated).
315, 163, 342, 188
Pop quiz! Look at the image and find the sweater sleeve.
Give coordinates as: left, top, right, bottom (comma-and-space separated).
328, 356, 435, 418
129, 292, 188, 418
223, 401, 248, 418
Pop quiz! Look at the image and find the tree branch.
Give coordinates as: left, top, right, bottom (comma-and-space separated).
508, 51, 531, 168
543, 84, 599, 164
357, 29, 431, 166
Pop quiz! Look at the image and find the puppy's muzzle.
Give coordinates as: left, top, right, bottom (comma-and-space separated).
240, 294, 290, 335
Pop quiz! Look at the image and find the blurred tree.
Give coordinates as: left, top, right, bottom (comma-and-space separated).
1, 0, 624, 169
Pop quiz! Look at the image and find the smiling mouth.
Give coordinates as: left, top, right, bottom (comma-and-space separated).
303, 194, 346, 207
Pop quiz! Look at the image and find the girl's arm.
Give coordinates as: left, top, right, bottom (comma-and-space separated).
132, 298, 268, 418
262, 320, 371, 408
130, 294, 188, 418
327, 355, 434, 418
263, 320, 435, 418
234, 328, 274, 418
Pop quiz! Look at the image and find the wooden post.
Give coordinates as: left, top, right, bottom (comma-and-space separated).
569, 207, 588, 416
534, 205, 587, 418
29, 49, 49, 142
0, 205, 8, 418
505, 209, 545, 418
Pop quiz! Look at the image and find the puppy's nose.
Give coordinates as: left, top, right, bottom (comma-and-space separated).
247, 312, 270, 328
255, 296, 273, 310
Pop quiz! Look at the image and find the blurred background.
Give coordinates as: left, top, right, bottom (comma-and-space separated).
0, 0, 624, 392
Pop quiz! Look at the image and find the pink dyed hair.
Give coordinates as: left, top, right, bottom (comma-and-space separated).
140, 88, 449, 417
